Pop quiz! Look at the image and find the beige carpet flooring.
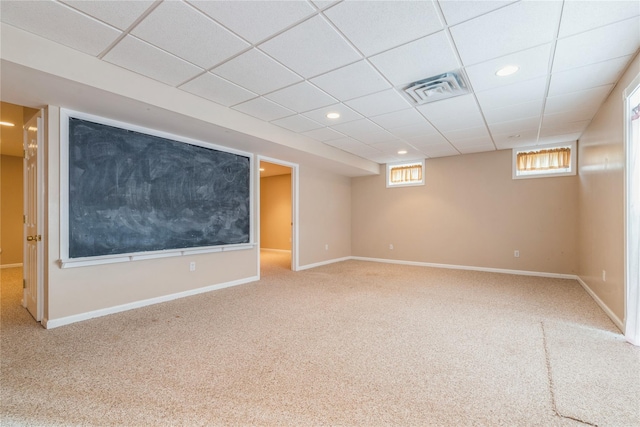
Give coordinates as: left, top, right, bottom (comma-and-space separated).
1, 252, 639, 426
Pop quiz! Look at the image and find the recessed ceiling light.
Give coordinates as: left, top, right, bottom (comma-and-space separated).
508, 134, 521, 139
495, 65, 519, 77
0, 121, 15, 127
397, 150, 408, 155
326, 112, 340, 119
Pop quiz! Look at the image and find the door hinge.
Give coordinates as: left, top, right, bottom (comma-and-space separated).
23, 149, 26, 159
23, 279, 26, 289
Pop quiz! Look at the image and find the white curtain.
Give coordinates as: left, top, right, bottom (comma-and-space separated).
517, 147, 571, 171
390, 164, 422, 184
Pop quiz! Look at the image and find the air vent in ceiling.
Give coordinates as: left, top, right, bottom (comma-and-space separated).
403, 70, 469, 105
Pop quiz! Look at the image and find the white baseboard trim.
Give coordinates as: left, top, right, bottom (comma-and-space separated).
350, 256, 578, 280
1, 263, 23, 269
43, 275, 259, 329
260, 248, 292, 254
575, 276, 624, 332
297, 256, 352, 271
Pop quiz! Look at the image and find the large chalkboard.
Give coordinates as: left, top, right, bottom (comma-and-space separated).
67, 117, 251, 258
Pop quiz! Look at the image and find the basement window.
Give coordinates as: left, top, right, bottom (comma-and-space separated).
387, 160, 425, 188
512, 141, 577, 179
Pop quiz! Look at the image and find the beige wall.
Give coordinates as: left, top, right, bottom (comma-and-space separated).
352, 150, 578, 274
1, 155, 23, 265
578, 53, 640, 323
44, 106, 258, 322
299, 165, 352, 267
42, 106, 356, 322
260, 174, 291, 251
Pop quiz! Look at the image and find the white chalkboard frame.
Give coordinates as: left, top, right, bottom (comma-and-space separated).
59, 109, 255, 269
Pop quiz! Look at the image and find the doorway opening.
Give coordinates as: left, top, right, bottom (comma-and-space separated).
258, 158, 297, 275
0, 101, 41, 321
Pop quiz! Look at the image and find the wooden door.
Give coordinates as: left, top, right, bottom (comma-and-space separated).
23, 111, 42, 321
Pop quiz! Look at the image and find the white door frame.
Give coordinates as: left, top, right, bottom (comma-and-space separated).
257, 156, 299, 272
624, 74, 640, 346
22, 108, 45, 322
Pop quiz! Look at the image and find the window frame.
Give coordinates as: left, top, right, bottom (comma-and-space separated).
386, 159, 425, 188
512, 141, 577, 180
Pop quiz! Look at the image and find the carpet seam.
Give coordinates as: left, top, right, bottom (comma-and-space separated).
541, 321, 599, 427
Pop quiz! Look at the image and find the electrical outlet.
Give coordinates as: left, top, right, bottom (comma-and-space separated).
190, 261, 196, 272
514, 250, 520, 258
389, 244, 394, 250
325, 244, 329, 250
602, 270, 606, 282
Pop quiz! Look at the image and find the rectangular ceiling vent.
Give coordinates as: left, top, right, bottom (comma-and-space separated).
403, 71, 469, 105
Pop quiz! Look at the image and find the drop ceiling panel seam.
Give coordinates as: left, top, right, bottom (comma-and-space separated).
2, 0, 638, 166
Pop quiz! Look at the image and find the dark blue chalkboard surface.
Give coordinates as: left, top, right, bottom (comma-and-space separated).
68, 117, 251, 258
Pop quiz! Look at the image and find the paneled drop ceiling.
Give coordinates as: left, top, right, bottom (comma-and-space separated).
1, 0, 638, 165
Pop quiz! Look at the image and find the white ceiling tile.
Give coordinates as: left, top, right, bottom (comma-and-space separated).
405, 133, 450, 148
341, 143, 385, 159
60, 0, 154, 30
553, 18, 640, 72
542, 109, 600, 128
356, 131, 399, 145
370, 140, 414, 153
179, 72, 257, 106
476, 76, 547, 111
369, 32, 460, 86
271, 115, 323, 133
265, 81, 337, 113
537, 134, 582, 146
483, 99, 543, 125
559, 0, 640, 38
549, 56, 631, 96
301, 127, 345, 142
324, 1, 442, 56
465, 44, 552, 92
131, 1, 249, 69
104, 36, 202, 86
419, 144, 460, 158
544, 84, 614, 115
301, 104, 363, 126
417, 94, 485, 132
188, 0, 315, 44
366, 153, 404, 164
259, 15, 361, 78
438, 1, 516, 26
370, 109, 430, 130
232, 97, 294, 121
330, 119, 383, 137
211, 49, 302, 95
449, 1, 562, 65
0, 0, 121, 56
390, 122, 440, 139
324, 137, 368, 152
345, 89, 411, 117
488, 116, 540, 135
443, 126, 492, 143
492, 130, 539, 149
456, 144, 496, 154
540, 120, 590, 137
310, 61, 391, 101
312, 1, 340, 9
